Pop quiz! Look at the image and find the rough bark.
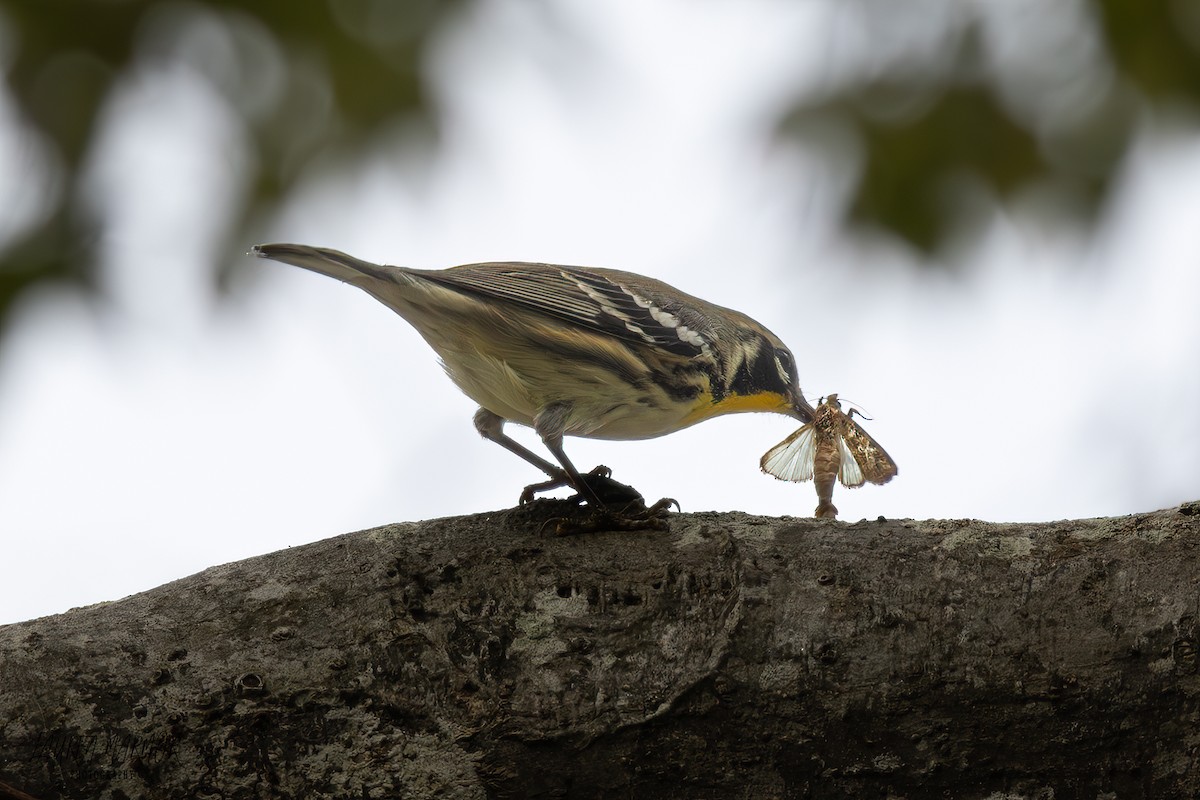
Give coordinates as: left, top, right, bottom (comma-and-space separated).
3, 501, 1200, 799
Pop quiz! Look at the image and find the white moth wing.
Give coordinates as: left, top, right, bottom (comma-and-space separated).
837, 435, 866, 487
761, 424, 817, 483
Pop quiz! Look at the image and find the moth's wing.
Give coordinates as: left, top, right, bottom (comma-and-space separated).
836, 414, 898, 487
761, 424, 817, 483
837, 436, 866, 487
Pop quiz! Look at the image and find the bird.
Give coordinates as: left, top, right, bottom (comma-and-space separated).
252, 243, 816, 511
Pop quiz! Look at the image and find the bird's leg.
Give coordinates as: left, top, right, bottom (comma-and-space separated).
474, 408, 562, 477
475, 405, 656, 513
474, 409, 571, 502
533, 403, 646, 508
474, 407, 605, 503
540, 439, 606, 507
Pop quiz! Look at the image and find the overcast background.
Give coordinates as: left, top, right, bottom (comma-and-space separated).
1, 1, 1198, 624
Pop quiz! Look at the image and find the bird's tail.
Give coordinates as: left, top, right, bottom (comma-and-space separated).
251, 243, 397, 290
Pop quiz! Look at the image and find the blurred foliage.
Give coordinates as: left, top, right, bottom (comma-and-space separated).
778, 0, 1200, 251
0, 0, 464, 330
0, 0, 1198, 334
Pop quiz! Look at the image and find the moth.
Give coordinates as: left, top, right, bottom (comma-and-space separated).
760, 394, 898, 519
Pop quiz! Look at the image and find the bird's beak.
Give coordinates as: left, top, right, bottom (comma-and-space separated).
790, 390, 816, 424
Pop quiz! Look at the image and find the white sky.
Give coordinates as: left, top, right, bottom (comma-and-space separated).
1, 1, 1198, 624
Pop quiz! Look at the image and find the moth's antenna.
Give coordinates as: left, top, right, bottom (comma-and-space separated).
839, 398, 874, 421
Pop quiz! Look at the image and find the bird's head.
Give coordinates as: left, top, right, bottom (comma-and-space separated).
711, 318, 815, 424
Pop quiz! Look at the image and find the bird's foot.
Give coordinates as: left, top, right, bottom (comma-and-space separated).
540, 500, 677, 536
519, 465, 644, 507
519, 466, 678, 534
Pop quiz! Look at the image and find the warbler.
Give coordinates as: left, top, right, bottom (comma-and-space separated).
252, 243, 816, 509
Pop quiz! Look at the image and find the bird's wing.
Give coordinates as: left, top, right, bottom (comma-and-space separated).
416, 263, 715, 358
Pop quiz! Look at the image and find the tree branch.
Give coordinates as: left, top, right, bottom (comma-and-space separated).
3, 502, 1199, 798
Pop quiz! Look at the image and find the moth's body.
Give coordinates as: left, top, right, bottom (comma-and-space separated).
761, 393, 898, 519
810, 401, 845, 518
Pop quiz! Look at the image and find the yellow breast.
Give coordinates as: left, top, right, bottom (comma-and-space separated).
681, 389, 793, 427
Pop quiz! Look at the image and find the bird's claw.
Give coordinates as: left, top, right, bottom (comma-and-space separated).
541, 504, 673, 536
518, 465, 640, 507
644, 497, 680, 515
540, 491, 678, 536
519, 478, 563, 505
518, 465, 678, 535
